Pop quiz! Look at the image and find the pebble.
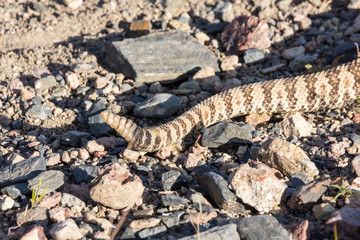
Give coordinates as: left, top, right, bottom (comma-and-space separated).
285, 220, 310, 240
34, 75, 57, 91
259, 138, 319, 179
71, 62, 97, 72
289, 54, 318, 72
73, 165, 99, 184
352, 155, 360, 177
62, 130, 91, 147
90, 163, 144, 209
221, 15, 271, 55
163, 0, 186, 17
221, 55, 239, 71
243, 48, 266, 64
134, 93, 181, 118
138, 225, 167, 239
38, 192, 62, 209
49, 219, 83, 240
312, 203, 336, 220
238, 215, 292, 240
213, 1, 234, 22
60, 193, 86, 211
179, 223, 239, 240
19, 225, 47, 240
2, 183, 27, 199
45, 153, 61, 166
0, 156, 46, 188
129, 218, 161, 230
194, 165, 245, 215
278, 113, 313, 138
0, 196, 15, 211
17, 207, 48, 227
86, 99, 113, 137
161, 170, 189, 191
161, 194, 190, 210
27, 170, 65, 195
229, 163, 287, 213
86, 140, 105, 154
201, 121, 252, 148
287, 179, 331, 213
282, 46, 305, 60
25, 104, 52, 120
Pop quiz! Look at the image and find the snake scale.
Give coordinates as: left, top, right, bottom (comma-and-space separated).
102, 55, 360, 157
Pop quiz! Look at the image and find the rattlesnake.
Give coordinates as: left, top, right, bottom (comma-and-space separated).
102, 51, 360, 158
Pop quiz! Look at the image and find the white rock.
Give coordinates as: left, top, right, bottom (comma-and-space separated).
278, 113, 313, 138
50, 219, 83, 240
0, 197, 15, 211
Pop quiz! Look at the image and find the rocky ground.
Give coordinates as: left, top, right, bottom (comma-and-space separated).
1, 0, 360, 239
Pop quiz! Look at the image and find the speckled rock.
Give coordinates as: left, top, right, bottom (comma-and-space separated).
134, 93, 181, 118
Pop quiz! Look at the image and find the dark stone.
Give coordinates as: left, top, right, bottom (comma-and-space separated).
137, 226, 167, 239
86, 99, 113, 137
62, 130, 91, 147
0, 156, 46, 188
201, 121, 252, 148
27, 170, 66, 194
161, 194, 190, 209
106, 31, 219, 83
73, 165, 100, 184
194, 165, 245, 215
290, 173, 309, 189
161, 170, 188, 191
2, 183, 29, 199
237, 215, 292, 240
134, 94, 181, 118
161, 211, 185, 228
10, 120, 22, 130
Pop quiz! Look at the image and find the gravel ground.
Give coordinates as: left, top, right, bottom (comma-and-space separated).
1, 0, 360, 239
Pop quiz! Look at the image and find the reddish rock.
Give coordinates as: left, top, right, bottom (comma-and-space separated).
285, 220, 310, 240
9, 78, 24, 95
129, 217, 161, 230
85, 212, 114, 233
221, 15, 271, 55
90, 163, 144, 209
65, 72, 80, 90
45, 153, 61, 166
86, 140, 105, 154
49, 219, 83, 240
326, 206, 360, 239
130, 20, 152, 31
49, 207, 74, 223
20, 225, 47, 240
228, 163, 287, 212
329, 141, 350, 158
78, 148, 90, 160
38, 192, 62, 209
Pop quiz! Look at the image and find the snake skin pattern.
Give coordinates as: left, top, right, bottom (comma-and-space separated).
102, 58, 360, 153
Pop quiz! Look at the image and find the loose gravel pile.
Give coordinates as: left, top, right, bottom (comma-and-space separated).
1, 0, 360, 239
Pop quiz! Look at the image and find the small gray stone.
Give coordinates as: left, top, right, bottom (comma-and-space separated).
214, 1, 234, 22
62, 130, 91, 147
243, 49, 265, 64
61, 193, 86, 209
51, 88, 67, 97
2, 183, 29, 198
162, 194, 190, 209
282, 46, 305, 60
201, 121, 253, 148
289, 173, 309, 188
178, 82, 201, 91
0, 197, 15, 211
134, 93, 181, 118
313, 203, 336, 220
74, 165, 100, 184
350, 134, 360, 144
0, 156, 46, 188
162, 170, 188, 191
161, 211, 185, 228
289, 54, 318, 72
28, 170, 65, 195
178, 223, 239, 240
237, 215, 292, 240
138, 225, 167, 239
86, 99, 113, 137
71, 62, 97, 72
34, 75, 57, 91
26, 104, 52, 120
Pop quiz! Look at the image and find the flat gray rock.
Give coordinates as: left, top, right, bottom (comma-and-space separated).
178, 223, 240, 240
28, 170, 66, 195
237, 215, 292, 240
106, 31, 220, 83
0, 156, 46, 188
134, 93, 181, 118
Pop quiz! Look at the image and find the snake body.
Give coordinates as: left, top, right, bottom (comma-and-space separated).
102, 58, 360, 154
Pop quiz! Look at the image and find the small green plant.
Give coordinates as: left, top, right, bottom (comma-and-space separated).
330, 180, 360, 201
334, 224, 338, 240
304, 64, 322, 73
30, 177, 48, 210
